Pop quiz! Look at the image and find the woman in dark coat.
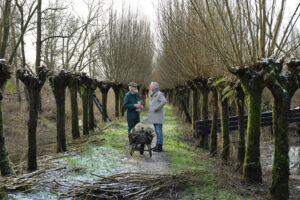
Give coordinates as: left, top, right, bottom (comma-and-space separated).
123, 82, 144, 134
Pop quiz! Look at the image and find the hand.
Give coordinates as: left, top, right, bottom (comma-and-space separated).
134, 104, 143, 109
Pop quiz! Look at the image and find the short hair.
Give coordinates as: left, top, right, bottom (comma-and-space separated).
151, 82, 159, 89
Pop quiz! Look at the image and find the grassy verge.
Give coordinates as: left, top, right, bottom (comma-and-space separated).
161, 104, 252, 200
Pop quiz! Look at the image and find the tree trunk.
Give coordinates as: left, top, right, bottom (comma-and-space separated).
101, 90, 108, 122
120, 90, 125, 117
81, 86, 89, 135
27, 89, 40, 171
69, 86, 80, 139
98, 82, 111, 122
243, 91, 263, 182
235, 86, 245, 167
220, 95, 230, 162
112, 84, 122, 118
88, 89, 95, 130
36, 0, 42, 112
209, 89, 218, 157
0, 102, 15, 176
17, 67, 48, 171
55, 89, 67, 152
201, 89, 209, 119
177, 87, 192, 124
237, 68, 265, 183
192, 88, 201, 131
168, 89, 173, 104
35, 0, 42, 68
0, 0, 12, 58
269, 98, 290, 199
199, 89, 209, 148
114, 89, 120, 118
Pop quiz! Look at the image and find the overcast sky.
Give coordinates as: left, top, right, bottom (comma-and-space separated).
24, 0, 300, 65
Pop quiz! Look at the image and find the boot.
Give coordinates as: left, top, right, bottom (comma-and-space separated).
153, 144, 163, 152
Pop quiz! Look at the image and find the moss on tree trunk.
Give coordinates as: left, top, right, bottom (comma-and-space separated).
265, 59, 299, 200
120, 89, 125, 117
243, 90, 263, 182
236, 67, 265, 183
209, 89, 218, 156
88, 90, 95, 130
81, 85, 89, 135
269, 99, 290, 199
0, 61, 15, 176
69, 85, 80, 139
0, 102, 15, 176
235, 85, 245, 167
220, 94, 230, 162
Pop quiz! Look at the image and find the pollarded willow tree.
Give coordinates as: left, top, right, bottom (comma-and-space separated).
16, 66, 49, 171
207, 78, 219, 157
221, 79, 246, 167
189, 0, 300, 197
0, 59, 15, 176
67, 72, 82, 139
48, 70, 71, 153
216, 79, 230, 162
111, 83, 123, 118
98, 81, 112, 122
88, 79, 98, 130
264, 58, 300, 199
80, 73, 91, 136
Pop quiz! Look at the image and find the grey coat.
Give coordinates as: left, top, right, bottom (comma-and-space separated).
148, 91, 167, 124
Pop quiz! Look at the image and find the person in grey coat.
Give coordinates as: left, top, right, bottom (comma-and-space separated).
148, 82, 167, 152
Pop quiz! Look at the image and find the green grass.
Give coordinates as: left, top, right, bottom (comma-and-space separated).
160, 103, 253, 200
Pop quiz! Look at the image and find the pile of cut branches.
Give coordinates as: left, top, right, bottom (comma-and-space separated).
2, 168, 48, 192
54, 171, 196, 199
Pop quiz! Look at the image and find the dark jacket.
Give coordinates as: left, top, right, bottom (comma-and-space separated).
123, 91, 141, 133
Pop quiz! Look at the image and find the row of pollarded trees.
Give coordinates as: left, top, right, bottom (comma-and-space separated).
0, 62, 131, 173
155, 0, 300, 199
16, 67, 132, 171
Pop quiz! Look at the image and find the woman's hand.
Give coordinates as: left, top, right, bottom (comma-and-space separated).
134, 104, 144, 109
